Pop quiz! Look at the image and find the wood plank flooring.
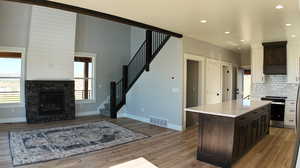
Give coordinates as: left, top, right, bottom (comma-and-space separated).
0, 116, 296, 168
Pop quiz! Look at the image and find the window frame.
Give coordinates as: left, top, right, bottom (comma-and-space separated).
74, 52, 96, 104
0, 47, 26, 107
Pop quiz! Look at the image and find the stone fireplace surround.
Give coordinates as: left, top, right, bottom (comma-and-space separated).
25, 80, 75, 123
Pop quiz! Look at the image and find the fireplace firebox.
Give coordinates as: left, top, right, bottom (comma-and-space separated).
25, 81, 75, 123
39, 90, 65, 116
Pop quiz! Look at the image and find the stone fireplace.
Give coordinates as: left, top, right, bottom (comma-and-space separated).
25, 80, 75, 123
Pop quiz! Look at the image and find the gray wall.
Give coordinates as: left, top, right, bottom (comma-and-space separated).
0, 1, 31, 121
0, 1, 31, 47
75, 14, 131, 113
183, 37, 241, 65
130, 27, 145, 57
125, 27, 184, 130
0, 3, 131, 120
241, 49, 251, 66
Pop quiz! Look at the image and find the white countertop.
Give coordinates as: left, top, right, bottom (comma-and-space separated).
110, 158, 158, 168
185, 100, 272, 118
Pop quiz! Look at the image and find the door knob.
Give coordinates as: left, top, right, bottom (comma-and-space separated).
217, 93, 220, 96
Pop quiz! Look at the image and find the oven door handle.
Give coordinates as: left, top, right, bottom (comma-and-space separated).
271, 102, 285, 105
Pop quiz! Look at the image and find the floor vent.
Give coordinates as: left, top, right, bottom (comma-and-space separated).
150, 117, 168, 127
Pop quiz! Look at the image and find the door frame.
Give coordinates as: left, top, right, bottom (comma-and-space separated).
183, 53, 205, 130
231, 64, 239, 100
237, 68, 244, 99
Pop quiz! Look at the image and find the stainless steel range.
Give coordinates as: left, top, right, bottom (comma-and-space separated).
261, 96, 287, 128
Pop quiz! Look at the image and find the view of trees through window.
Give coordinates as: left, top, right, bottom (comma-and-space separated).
0, 53, 22, 104
74, 56, 93, 100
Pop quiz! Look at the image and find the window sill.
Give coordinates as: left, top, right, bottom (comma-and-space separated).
76, 100, 96, 104
0, 102, 25, 108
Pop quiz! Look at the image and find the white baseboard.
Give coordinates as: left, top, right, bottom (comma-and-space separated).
76, 111, 99, 117
121, 113, 183, 131
117, 105, 128, 118
284, 125, 295, 129
0, 117, 26, 123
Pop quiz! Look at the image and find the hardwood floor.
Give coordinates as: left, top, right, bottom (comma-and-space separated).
0, 116, 296, 168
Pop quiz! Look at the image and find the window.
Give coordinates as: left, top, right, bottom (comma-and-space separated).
0, 52, 22, 104
74, 54, 95, 101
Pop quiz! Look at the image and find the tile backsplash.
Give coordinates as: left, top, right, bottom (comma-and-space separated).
252, 75, 298, 100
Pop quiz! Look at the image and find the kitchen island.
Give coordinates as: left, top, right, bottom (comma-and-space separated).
185, 100, 271, 168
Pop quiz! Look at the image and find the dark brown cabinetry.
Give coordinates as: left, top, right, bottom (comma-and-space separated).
262, 41, 287, 75
196, 104, 271, 168
233, 105, 270, 162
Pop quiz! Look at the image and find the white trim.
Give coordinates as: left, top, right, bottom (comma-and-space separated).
0, 103, 25, 108
76, 111, 99, 117
0, 46, 26, 106
0, 117, 26, 123
117, 105, 128, 117
74, 52, 97, 102
220, 61, 232, 67
296, 55, 300, 83
117, 111, 127, 118
75, 52, 97, 58
183, 53, 206, 130
121, 113, 183, 131
184, 54, 205, 62
0, 47, 26, 53
76, 100, 96, 104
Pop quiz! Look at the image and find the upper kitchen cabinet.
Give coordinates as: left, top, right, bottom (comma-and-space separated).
251, 44, 265, 83
262, 41, 287, 75
287, 41, 300, 83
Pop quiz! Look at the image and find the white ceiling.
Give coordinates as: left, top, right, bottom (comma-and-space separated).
51, 0, 300, 52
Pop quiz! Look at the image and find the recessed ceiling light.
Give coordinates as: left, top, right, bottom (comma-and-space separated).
291, 34, 297, 38
275, 4, 284, 9
200, 20, 207, 23
240, 40, 245, 42
225, 31, 231, 34
286, 23, 292, 27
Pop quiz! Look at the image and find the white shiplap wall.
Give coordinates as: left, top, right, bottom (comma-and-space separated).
26, 6, 77, 80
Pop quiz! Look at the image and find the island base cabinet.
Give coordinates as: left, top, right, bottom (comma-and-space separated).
196, 104, 271, 168
233, 105, 271, 162
197, 114, 235, 168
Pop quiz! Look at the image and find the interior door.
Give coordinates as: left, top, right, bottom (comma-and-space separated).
186, 60, 199, 107
206, 59, 221, 104
222, 65, 232, 102
186, 60, 200, 127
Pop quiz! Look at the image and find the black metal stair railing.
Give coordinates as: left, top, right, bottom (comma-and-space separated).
109, 30, 171, 118
127, 41, 146, 90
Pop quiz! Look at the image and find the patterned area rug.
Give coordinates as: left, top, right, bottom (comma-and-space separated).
9, 121, 147, 166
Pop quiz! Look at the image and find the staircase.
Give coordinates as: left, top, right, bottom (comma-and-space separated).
106, 30, 171, 118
